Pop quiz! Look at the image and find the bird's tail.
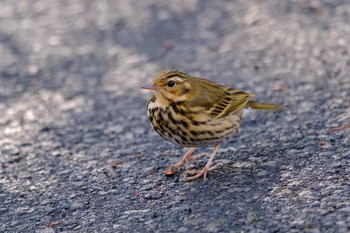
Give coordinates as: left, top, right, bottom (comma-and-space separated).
246, 100, 284, 111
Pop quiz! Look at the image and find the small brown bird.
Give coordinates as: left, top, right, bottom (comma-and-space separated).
142, 70, 283, 181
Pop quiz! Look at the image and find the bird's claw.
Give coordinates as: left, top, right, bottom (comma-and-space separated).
164, 165, 179, 175
180, 163, 223, 181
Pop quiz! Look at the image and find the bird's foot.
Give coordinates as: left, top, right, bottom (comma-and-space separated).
164, 153, 206, 175
181, 163, 222, 181
164, 164, 181, 175
164, 148, 200, 175
184, 152, 206, 170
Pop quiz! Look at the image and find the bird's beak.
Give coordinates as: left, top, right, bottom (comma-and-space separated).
141, 84, 158, 91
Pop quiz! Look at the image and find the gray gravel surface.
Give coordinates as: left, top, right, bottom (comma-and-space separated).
1, 0, 349, 232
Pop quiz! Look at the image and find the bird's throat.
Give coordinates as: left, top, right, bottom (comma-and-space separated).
154, 91, 171, 108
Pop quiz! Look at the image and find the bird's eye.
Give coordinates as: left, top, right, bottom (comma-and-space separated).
167, 80, 176, 87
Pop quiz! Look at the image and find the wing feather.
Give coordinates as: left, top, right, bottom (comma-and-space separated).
183, 77, 254, 120
208, 88, 254, 119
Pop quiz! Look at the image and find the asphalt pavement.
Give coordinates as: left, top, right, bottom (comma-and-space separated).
0, 0, 349, 232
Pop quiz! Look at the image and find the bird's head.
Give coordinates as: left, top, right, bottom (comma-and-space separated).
142, 70, 193, 103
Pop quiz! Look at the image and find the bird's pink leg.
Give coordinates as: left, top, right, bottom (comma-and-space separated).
164, 147, 197, 175
181, 144, 221, 181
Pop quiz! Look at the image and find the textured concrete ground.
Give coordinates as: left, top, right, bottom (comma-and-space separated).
0, 0, 349, 232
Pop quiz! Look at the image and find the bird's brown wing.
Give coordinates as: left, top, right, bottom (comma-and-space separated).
207, 88, 254, 119
185, 77, 254, 120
